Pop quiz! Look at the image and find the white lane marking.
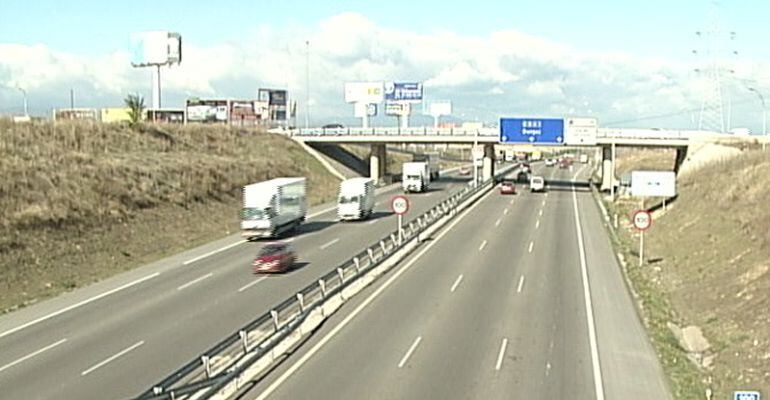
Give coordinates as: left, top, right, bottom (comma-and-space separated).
479, 240, 488, 251
177, 273, 213, 291
542, 200, 546, 206
398, 336, 423, 368
368, 219, 378, 225
284, 237, 295, 243
253, 187, 496, 400
509, 199, 514, 205
495, 218, 502, 227
539, 209, 543, 217
495, 338, 509, 371
535, 220, 540, 229
503, 208, 509, 215
306, 205, 336, 219
545, 192, 549, 197
571, 170, 606, 400
546, 361, 552, 376
238, 277, 267, 293
319, 238, 340, 250
0, 339, 67, 374
183, 240, 247, 265
517, 275, 525, 293
528, 242, 534, 253
450, 275, 464, 292
0, 272, 160, 340
81, 341, 144, 376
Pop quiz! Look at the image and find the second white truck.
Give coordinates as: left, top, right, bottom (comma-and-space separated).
337, 177, 375, 220
402, 162, 430, 193
241, 177, 307, 239
413, 152, 440, 180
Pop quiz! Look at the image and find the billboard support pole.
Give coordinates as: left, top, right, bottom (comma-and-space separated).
152, 65, 162, 109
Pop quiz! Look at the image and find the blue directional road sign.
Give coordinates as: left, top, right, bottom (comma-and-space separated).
734, 391, 761, 400
500, 118, 564, 145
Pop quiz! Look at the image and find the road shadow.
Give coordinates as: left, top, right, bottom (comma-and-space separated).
435, 175, 471, 184
338, 211, 392, 223
544, 179, 592, 193
291, 221, 336, 237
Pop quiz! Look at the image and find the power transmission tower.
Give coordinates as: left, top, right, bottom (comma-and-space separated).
692, 2, 737, 133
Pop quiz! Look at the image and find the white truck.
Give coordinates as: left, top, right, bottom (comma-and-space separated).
402, 162, 430, 193
241, 177, 307, 239
530, 176, 546, 192
413, 152, 440, 180
337, 177, 375, 221
579, 153, 589, 164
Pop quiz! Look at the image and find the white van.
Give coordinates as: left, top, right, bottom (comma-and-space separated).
337, 178, 376, 220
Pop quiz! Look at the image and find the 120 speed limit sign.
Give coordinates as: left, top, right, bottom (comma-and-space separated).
632, 210, 652, 231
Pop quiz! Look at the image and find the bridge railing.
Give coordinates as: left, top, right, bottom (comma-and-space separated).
295, 127, 498, 137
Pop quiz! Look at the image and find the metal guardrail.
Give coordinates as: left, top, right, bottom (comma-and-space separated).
295, 127, 499, 137
134, 165, 515, 400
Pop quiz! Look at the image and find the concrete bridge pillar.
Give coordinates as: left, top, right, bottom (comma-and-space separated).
482, 144, 496, 182
370, 144, 387, 184
673, 146, 688, 174
600, 145, 616, 192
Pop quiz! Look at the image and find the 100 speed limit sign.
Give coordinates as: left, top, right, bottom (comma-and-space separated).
391, 196, 410, 215
633, 210, 652, 231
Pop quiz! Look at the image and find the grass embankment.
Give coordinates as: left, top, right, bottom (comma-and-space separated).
0, 120, 339, 313
603, 148, 769, 398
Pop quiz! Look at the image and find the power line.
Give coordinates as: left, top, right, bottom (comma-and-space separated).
604, 96, 756, 126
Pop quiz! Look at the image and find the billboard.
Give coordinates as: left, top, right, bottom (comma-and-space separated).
100, 108, 132, 123
354, 103, 377, 117
426, 101, 452, 117
384, 82, 423, 102
344, 82, 384, 103
130, 31, 182, 67
52, 108, 99, 121
230, 101, 261, 125
631, 171, 676, 197
146, 109, 184, 124
186, 99, 228, 123
499, 118, 564, 145
564, 117, 598, 145
385, 101, 410, 116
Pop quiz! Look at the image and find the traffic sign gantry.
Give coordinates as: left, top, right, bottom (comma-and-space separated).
633, 210, 652, 231
499, 118, 565, 145
391, 195, 410, 215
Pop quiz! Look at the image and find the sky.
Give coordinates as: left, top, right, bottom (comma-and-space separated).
1, 0, 770, 131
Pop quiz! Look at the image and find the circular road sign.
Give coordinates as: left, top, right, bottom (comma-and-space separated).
391, 195, 410, 215
632, 210, 652, 231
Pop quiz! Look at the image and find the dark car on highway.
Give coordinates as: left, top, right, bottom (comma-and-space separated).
499, 180, 516, 194
516, 170, 530, 184
322, 123, 345, 129
253, 242, 296, 273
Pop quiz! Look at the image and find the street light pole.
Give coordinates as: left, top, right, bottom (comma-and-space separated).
305, 40, 310, 130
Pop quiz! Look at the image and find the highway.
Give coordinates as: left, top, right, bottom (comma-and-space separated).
241, 163, 672, 400
0, 167, 476, 400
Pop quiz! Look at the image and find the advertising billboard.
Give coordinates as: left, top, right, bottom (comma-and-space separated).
146, 109, 184, 124
499, 118, 564, 145
229, 101, 261, 125
385, 101, 410, 116
344, 82, 384, 103
52, 108, 99, 121
130, 31, 182, 67
186, 99, 228, 123
354, 103, 378, 117
384, 82, 423, 102
100, 108, 132, 123
426, 101, 452, 117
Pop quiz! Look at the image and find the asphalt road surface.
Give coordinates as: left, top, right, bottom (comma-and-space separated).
0, 166, 478, 400
240, 163, 671, 400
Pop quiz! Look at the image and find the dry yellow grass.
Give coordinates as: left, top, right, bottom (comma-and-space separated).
0, 120, 339, 312
610, 147, 770, 398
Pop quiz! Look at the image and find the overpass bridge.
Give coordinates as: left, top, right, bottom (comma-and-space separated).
287, 127, 751, 191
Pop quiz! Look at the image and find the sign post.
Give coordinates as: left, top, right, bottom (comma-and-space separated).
633, 209, 652, 266
472, 144, 484, 187
391, 196, 410, 245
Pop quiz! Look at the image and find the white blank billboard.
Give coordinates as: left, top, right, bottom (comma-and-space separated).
130, 31, 182, 66
344, 82, 384, 104
631, 171, 676, 197
427, 101, 452, 117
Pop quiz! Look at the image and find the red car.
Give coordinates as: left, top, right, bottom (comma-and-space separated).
499, 180, 517, 194
253, 242, 296, 273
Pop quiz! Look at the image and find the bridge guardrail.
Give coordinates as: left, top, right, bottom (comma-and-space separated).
294, 127, 498, 137
134, 165, 516, 400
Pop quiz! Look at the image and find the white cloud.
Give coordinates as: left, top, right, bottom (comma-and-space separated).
1, 12, 768, 131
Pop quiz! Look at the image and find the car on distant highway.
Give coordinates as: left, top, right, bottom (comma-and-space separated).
558, 158, 571, 169
545, 158, 555, 167
516, 170, 530, 184
499, 180, 516, 194
530, 176, 546, 192
253, 242, 296, 273
520, 162, 531, 173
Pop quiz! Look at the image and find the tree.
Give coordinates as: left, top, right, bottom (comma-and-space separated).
124, 93, 145, 126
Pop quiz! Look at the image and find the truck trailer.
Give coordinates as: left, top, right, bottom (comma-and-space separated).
413, 152, 440, 180
241, 177, 307, 239
402, 162, 430, 193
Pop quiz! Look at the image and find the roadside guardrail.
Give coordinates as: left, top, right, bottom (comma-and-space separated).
133, 164, 516, 400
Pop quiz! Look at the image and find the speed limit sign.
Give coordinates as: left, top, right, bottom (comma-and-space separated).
633, 210, 652, 231
391, 195, 410, 215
